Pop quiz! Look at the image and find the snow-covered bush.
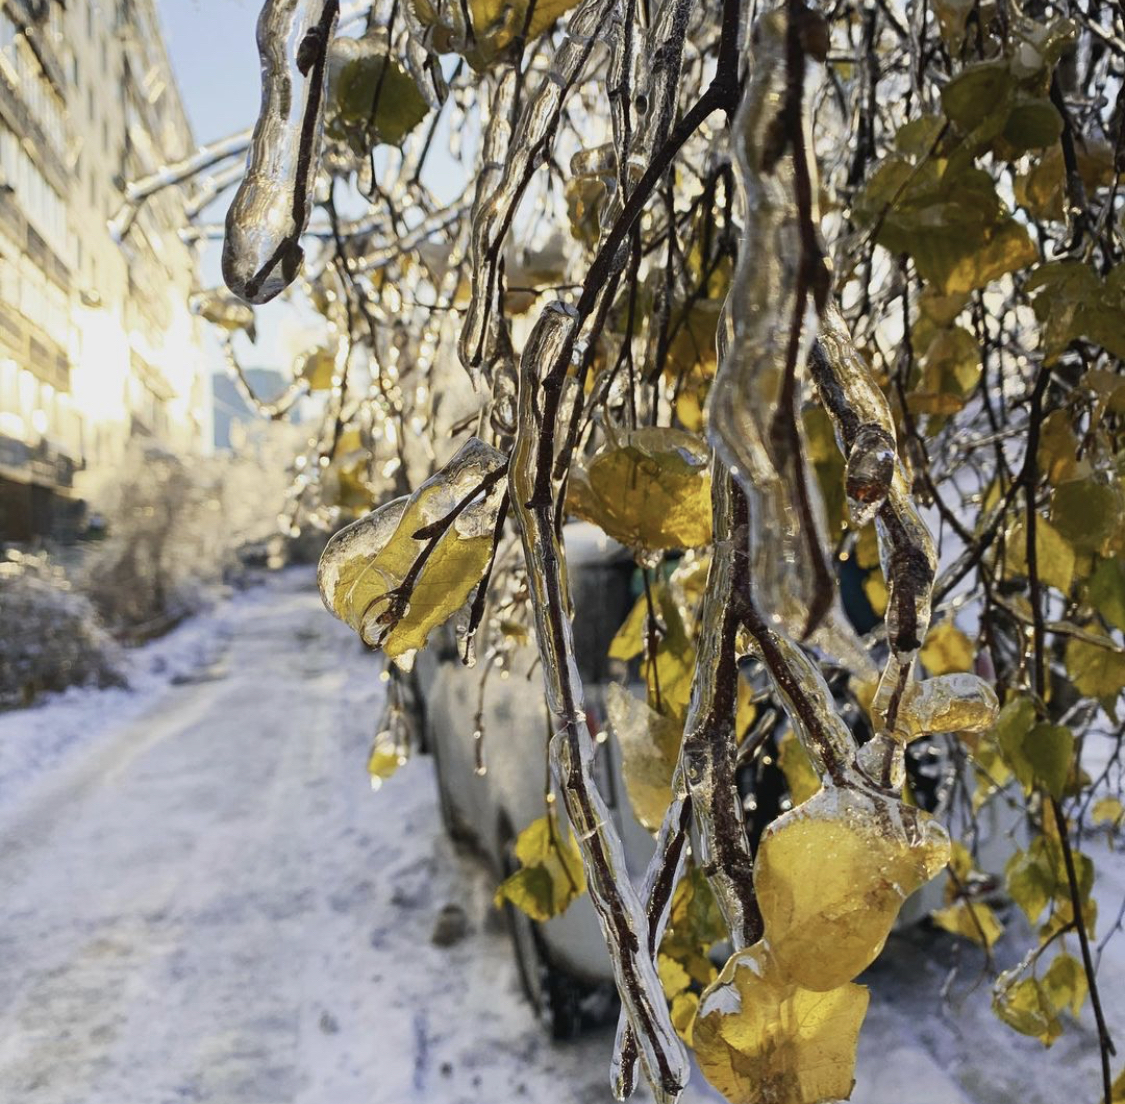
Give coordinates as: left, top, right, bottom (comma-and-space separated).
81, 431, 300, 637
0, 554, 122, 707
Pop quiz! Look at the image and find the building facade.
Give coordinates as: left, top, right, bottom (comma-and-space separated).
0, 0, 211, 541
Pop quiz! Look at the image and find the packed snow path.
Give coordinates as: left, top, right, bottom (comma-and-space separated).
0, 569, 1117, 1103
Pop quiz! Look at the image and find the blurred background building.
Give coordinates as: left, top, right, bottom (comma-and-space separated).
0, 0, 212, 542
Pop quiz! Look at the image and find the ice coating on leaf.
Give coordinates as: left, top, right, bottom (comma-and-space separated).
706, 11, 862, 664
566, 427, 712, 552
693, 941, 869, 1104
509, 303, 689, 1103
606, 684, 682, 831
318, 495, 408, 617
317, 437, 507, 658
756, 784, 950, 992
896, 673, 1000, 739
223, 0, 340, 304
458, 0, 617, 371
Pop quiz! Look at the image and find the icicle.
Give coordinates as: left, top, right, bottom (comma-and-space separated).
612, 468, 760, 1099
510, 302, 689, 1104
809, 303, 898, 528
458, 0, 618, 372
223, 0, 341, 304
707, 10, 866, 671
619, 0, 695, 203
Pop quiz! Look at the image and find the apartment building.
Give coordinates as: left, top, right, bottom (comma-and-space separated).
0, 0, 212, 541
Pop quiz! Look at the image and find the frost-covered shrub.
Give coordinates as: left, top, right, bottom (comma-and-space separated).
0, 555, 122, 707
82, 431, 300, 635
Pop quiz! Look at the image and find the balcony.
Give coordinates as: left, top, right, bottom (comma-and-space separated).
0, 432, 77, 490
0, 299, 70, 393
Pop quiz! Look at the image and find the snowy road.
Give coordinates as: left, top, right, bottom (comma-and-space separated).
0, 569, 1118, 1104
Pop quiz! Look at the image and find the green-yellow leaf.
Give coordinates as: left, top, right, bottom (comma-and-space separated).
998, 706, 1074, 799
1089, 557, 1125, 633
411, 0, 582, 71
1051, 478, 1124, 555
1092, 796, 1125, 828
1004, 517, 1076, 594
494, 811, 587, 922
327, 44, 429, 152
1066, 638, 1125, 700
567, 427, 712, 552
1041, 952, 1088, 1018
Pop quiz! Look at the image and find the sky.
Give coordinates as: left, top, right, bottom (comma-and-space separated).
155, 0, 262, 147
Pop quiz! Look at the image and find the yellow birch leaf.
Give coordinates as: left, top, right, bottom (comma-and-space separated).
671, 991, 700, 1045
606, 684, 682, 830
1092, 796, 1125, 828
567, 427, 712, 552
694, 942, 869, 1104
318, 438, 507, 659
921, 621, 974, 675
494, 812, 587, 922
777, 730, 821, 807
755, 785, 950, 991
1041, 952, 1088, 1018
993, 976, 1063, 1045
932, 900, 1005, 948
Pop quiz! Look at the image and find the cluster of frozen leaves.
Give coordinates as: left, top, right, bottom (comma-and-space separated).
114, 0, 1125, 1101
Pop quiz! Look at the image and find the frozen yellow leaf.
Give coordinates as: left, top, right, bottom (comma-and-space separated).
300, 346, 339, 391
608, 589, 648, 662
993, 975, 1062, 1045
366, 729, 404, 787
658, 953, 692, 999
567, 427, 712, 552
410, 0, 582, 70
1004, 517, 1077, 594
1092, 796, 1125, 828
1041, 952, 1088, 1018
494, 812, 586, 922
932, 900, 1004, 948
920, 621, 974, 675
897, 673, 999, 739
1066, 637, 1125, 701
670, 991, 700, 1045
694, 942, 869, 1104
318, 438, 507, 659
756, 785, 950, 991
660, 865, 727, 988
777, 730, 821, 807
863, 570, 889, 617
606, 684, 682, 830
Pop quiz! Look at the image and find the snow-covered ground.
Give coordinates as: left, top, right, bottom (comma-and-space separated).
0, 568, 1119, 1104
